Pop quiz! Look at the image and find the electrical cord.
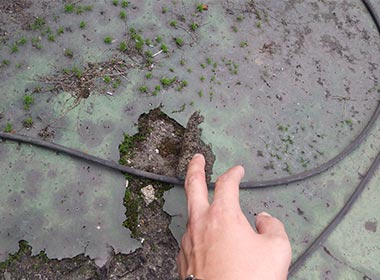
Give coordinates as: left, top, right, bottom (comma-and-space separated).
1, 98, 379, 188
288, 150, 380, 277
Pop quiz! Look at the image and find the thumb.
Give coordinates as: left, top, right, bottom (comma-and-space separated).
255, 212, 287, 238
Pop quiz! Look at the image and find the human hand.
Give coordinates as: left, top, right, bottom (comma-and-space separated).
177, 154, 292, 280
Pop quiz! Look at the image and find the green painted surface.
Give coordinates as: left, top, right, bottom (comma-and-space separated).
0, 0, 379, 275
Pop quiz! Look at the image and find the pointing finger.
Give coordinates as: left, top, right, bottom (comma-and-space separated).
184, 154, 210, 220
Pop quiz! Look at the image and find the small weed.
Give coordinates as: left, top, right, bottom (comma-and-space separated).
2, 59, 10, 66
200, 63, 206, 69
23, 118, 33, 128
162, 7, 168, 14
145, 38, 152, 46
196, 3, 208, 12
23, 95, 34, 110
64, 3, 74, 13
120, 10, 127, 19
112, 0, 119, 6
79, 21, 86, 28
170, 20, 177, 27
232, 25, 238, 32
175, 37, 184, 47
160, 77, 175, 87
104, 36, 113, 44
236, 15, 244, 21
155, 36, 162, 43
56, 26, 64, 35
71, 66, 82, 78
103, 75, 111, 84
121, 0, 129, 8
31, 17, 46, 31
10, 44, 19, 53
31, 37, 42, 49
161, 44, 168, 53
16, 37, 27, 45
206, 57, 212, 65
119, 41, 127, 52
48, 34, 56, 42
345, 119, 353, 126
256, 22, 262, 28
139, 86, 148, 93
198, 90, 203, 97
64, 48, 73, 58
145, 51, 153, 62
112, 78, 121, 89
240, 41, 248, 48
4, 123, 13, 133
200, 76, 205, 82
145, 72, 153, 79
190, 22, 199, 31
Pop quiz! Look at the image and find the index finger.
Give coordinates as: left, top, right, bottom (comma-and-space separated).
184, 154, 210, 220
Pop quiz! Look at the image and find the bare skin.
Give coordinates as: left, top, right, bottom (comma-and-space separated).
177, 154, 292, 280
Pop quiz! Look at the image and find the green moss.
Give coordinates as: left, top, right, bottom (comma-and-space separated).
120, 10, 127, 19
190, 22, 199, 31
64, 3, 74, 13
79, 21, 86, 28
119, 41, 127, 52
139, 86, 148, 93
23, 117, 33, 128
56, 26, 65, 35
48, 33, 56, 42
16, 36, 27, 46
161, 44, 168, 53
0, 241, 32, 269
4, 123, 13, 133
10, 43, 19, 53
104, 36, 113, 44
30, 17, 46, 31
175, 37, 184, 47
160, 77, 176, 87
119, 133, 146, 162
121, 0, 129, 8
64, 48, 73, 58
103, 75, 111, 84
23, 95, 34, 110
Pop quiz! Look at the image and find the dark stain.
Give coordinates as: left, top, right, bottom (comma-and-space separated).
297, 207, 304, 215
364, 221, 377, 233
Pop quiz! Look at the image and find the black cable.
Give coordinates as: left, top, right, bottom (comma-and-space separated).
0, 2, 379, 189
288, 150, 380, 277
1, 99, 379, 188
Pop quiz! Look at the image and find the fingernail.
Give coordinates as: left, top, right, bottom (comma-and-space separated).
192, 153, 202, 159
258, 211, 271, 217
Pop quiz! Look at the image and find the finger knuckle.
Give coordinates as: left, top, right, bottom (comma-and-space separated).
185, 172, 204, 186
